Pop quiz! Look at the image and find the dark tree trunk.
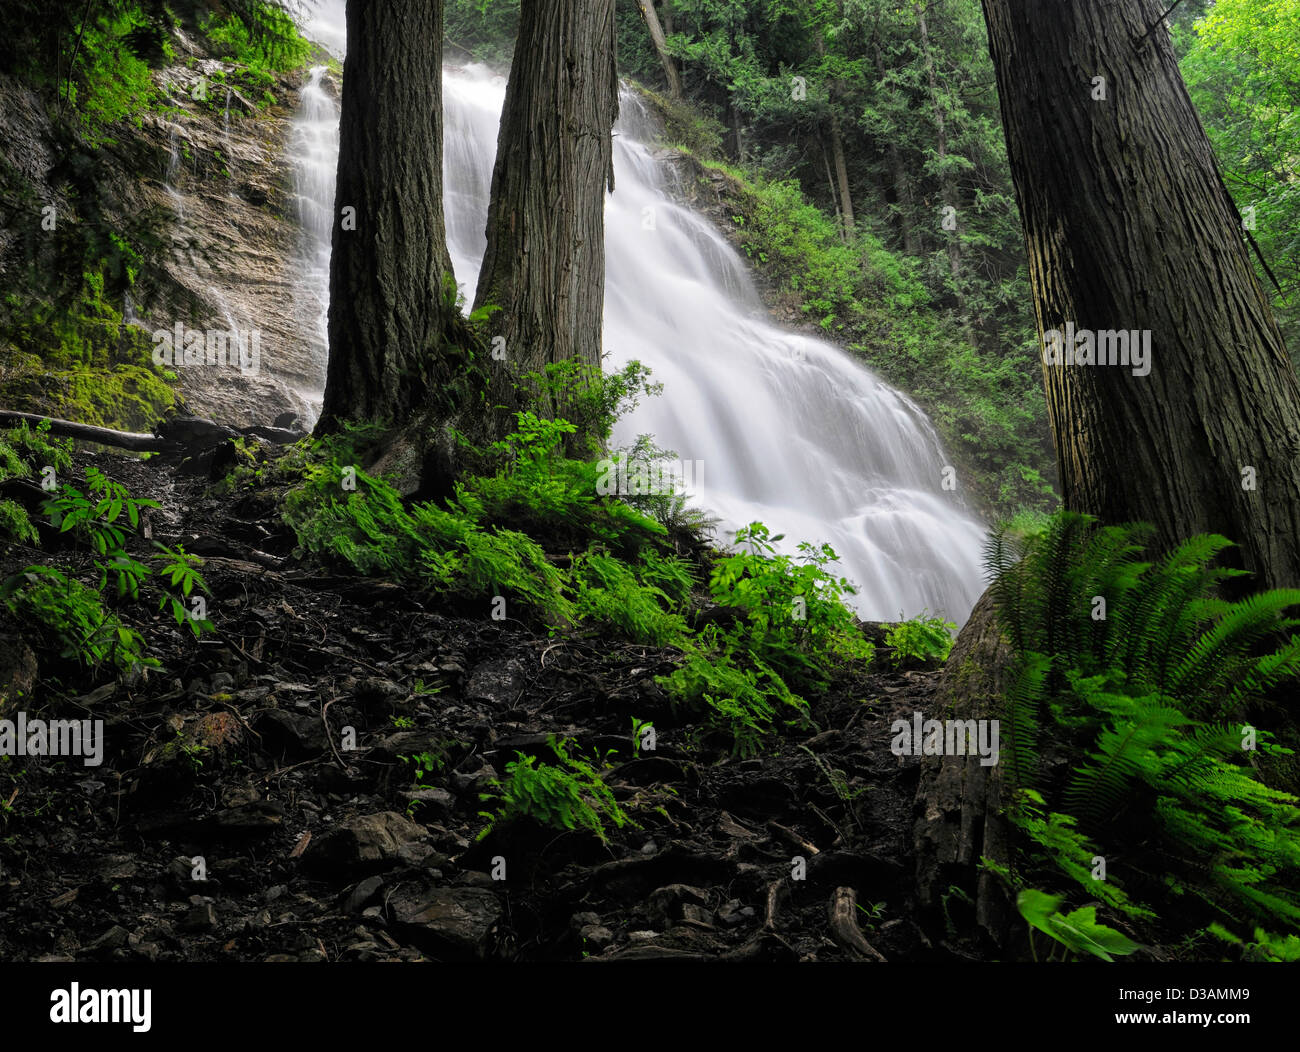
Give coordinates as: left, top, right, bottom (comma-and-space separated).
981, 0, 1300, 590
318, 0, 460, 430
637, 0, 681, 100
472, 0, 618, 431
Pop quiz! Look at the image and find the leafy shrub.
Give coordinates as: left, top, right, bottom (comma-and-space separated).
1, 566, 153, 676
1017, 888, 1139, 963
43, 466, 160, 555
708, 522, 874, 690
657, 637, 807, 758
884, 614, 956, 667
477, 735, 636, 844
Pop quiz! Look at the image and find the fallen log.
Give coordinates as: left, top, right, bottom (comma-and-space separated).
0, 410, 175, 451
0, 410, 303, 453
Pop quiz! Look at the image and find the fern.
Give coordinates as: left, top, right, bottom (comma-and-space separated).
987, 511, 1300, 941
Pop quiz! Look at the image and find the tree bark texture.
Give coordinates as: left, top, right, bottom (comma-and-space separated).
980, 0, 1300, 590
637, 0, 681, 100
472, 0, 619, 426
320, 0, 461, 429
912, 588, 1017, 951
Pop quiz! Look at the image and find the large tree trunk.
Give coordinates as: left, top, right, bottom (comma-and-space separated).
981, 0, 1300, 590
472, 0, 618, 432
636, 0, 681, 100
318, 0, 460, 430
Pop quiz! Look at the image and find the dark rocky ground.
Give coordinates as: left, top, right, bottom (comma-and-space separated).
0, 443, 977, 964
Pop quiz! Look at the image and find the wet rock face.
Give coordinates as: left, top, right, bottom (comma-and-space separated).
0, 29, 330, 430
137, 45, 332, 428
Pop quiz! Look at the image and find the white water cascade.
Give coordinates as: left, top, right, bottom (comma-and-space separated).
291, 15, 988, 622
289, 64, 340, 408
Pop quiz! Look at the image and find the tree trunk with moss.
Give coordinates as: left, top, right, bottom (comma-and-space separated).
912, 589, 1017, 951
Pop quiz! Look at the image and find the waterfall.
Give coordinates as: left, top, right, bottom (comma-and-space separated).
290, 64, 340, 412
291, 15, 988, 622
163, 123, 186, 221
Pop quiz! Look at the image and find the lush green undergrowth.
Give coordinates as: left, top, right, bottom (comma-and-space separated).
1, 267, 175, 431
236, 364, 878, 761
0, 419, 212, 683
984, 511, 1300, 960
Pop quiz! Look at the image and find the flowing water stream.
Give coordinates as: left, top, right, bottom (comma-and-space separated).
290, 64, 340, 402
291, 14, 987, 622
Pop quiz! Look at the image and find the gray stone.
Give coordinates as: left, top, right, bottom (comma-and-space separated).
355, 677, 406, 709
397, 842, 434, 866
390, 887, 502, 959
578, 924, 614, 951
647, 884, 709, 929
451, 761, 497, 797
179, 899, 217, 932
344, 875, 384, 914
85, 925, 130, 954
255, 708, 329, 757
301, 811, 428, 874
464, 658, 527, 707
215, 800, 285, 832
399, 787, 453, 817
716, 900, 745, 928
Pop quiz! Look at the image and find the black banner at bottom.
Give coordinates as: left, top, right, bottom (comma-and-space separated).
0, 961, 1287, 1039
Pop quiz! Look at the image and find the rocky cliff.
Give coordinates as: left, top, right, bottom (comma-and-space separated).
0, 23, 335, 430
